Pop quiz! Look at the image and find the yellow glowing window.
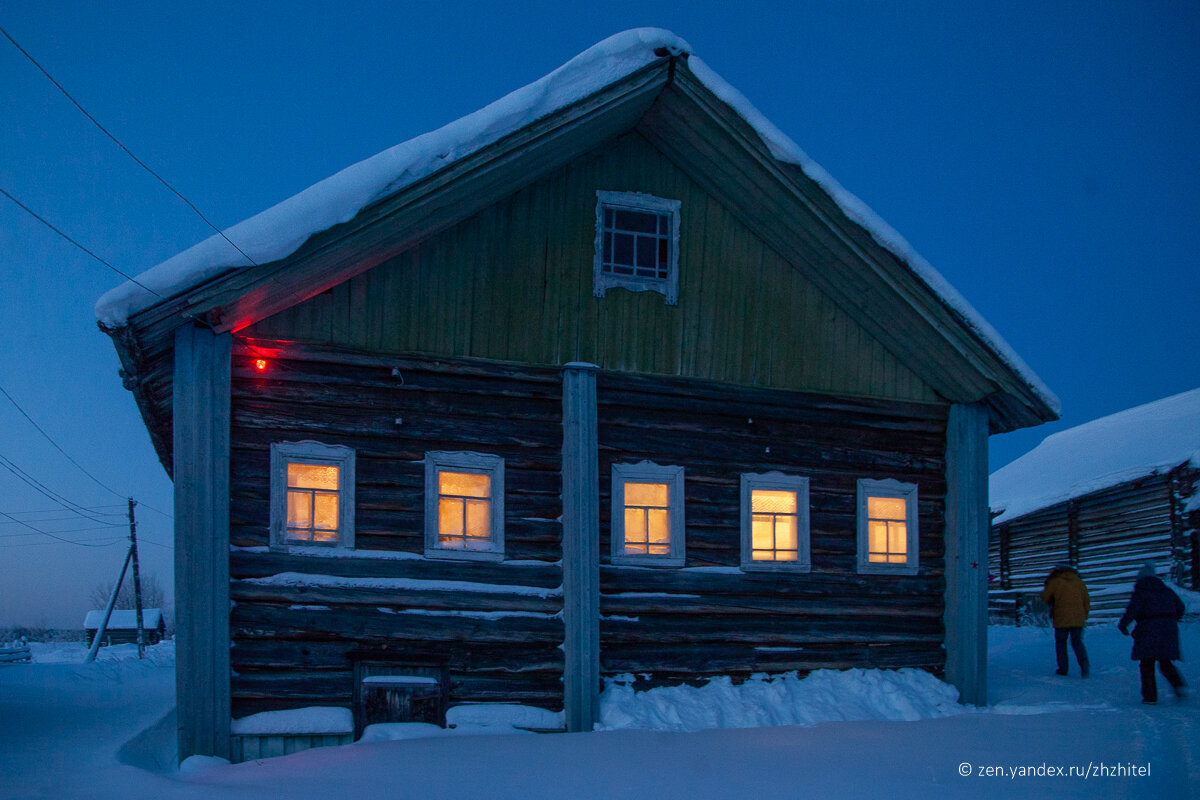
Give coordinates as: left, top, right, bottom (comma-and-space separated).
866, 495, 908, 564
286, 462, 341, 544
750, 489, 799, 562
437, 471, 493, 551
623, 482, 671, 556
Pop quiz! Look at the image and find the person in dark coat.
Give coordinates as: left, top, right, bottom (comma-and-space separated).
1041, 564, 1091, 677
1118, 561, 1188, 704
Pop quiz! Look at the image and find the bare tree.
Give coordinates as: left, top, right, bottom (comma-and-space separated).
88, 573, 168, 613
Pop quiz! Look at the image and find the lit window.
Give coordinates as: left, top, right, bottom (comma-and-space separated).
740, 473, 810, 571
857, 479, 919, 575
593, 190, 680, 304
611, 462, 684, 567
425, 452, 504, 561
270, 441, 355, 550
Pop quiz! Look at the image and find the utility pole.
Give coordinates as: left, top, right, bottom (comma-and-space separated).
86, 545, 131, 663
128, 497, 146, 659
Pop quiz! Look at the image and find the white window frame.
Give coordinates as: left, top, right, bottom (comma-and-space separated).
856, 478, 919, 576
424, 451, 505, 562
610, 461, 685, 567
270, 441, 356, 551
593, 190, 681, 305
740, 472, 811, 572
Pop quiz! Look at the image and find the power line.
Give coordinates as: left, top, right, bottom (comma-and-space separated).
0, 186, 161, 295
0, 381, 172, 519
0, 24, 257, 269
0, 452, 118, 525
0, 510, 124, 547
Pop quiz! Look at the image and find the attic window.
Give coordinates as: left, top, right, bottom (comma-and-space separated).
594, 191, 680, 304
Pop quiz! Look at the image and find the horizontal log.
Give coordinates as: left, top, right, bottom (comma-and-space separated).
598, 593, 943, 618
231, 582, 562, 614
230, 550, 561, 587
231, 638, 564, 672
598, 566, 944, 597
231, 604, 563, 644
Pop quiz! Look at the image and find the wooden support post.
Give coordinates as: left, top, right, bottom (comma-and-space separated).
998, 523, 1011, 590
944, 402, 989, 706
173, 323, 232, 761
128, 498, 146, 659
1066, 500, 1081, 567
1167, 467, 1190, 587
561, 363, 599, 732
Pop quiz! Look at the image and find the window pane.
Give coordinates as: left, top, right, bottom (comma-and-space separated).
888, 521, 907, 557
287, 490, 312, 529
636, 236, 656, 269
625, 482, 668, 507
613, 231, 634, 265
465, 499, 491, 539
752, 549, 775, 561
646, 508, 670, 545
439, 471, 490, 499
868, 496, 907, 521
288, 463, 339, 490
624, 508, 646, 544
751, 516, 774, 550
868, 520, 889, 555
773, 550, 799, 562
313, 492, 339, 530
752, 489, 796, 514
774, 516, 798, 551
310, 528, 338, 544
613, 209, 659, 234
439, 497, 464, 539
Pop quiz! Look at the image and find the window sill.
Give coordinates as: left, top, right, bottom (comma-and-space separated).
610, 554, 685, 568
740, 561, 812, 574
423, 548, 505, 563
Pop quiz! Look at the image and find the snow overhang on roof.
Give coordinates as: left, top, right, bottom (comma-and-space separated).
991, 387, 1200, 524
96, 27, 1059, 443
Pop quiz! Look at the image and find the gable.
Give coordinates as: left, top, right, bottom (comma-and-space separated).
248, 132, 938, 404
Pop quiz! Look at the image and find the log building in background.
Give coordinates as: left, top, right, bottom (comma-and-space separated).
989, 388, 1200, 622
95, 30, 1058, 762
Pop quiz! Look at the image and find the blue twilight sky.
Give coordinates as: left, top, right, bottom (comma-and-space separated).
1, 2, 1197, 626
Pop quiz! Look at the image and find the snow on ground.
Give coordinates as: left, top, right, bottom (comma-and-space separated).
991, 387, 1200, 524
1, 627, 1197, 799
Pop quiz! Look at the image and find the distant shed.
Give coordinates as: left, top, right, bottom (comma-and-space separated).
83, 608, 166, 646
989, 388, 1200, 620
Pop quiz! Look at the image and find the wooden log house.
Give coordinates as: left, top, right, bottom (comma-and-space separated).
989, 388, 1200, 622
95, 30, 1058, 762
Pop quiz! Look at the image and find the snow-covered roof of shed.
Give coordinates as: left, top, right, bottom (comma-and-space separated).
991, 387, 1200, 524
83, 608, 163, 630
94, 28, 1056, 414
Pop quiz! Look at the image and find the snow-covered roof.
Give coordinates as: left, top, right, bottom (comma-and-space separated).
83, 608, 164, 630
991, 387, 1200, 524
93, 28, 1056, 414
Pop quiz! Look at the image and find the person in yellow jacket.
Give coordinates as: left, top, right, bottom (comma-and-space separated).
1042, 564, 1091, 677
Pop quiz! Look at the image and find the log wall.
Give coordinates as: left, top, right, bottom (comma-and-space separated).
227, 339, 954, 718
989, 466, 1200, 623
227, 339, 565, 719
595, 371, 949, 682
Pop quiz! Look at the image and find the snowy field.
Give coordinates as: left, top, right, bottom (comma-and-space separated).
1, 625, 1197, 799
